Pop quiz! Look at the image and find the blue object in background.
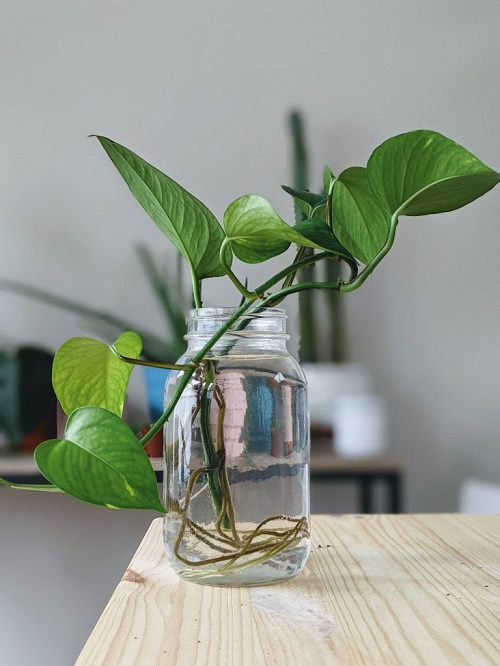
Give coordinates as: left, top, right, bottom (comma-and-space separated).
143, 366, 170, 421
244, 378, 274, 453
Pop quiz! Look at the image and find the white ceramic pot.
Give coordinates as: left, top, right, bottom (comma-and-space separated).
301, 362, 372, 427
332, 393, 388, 458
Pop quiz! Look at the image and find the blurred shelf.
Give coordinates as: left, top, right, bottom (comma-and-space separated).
310, 444, 402, 474
1, 437, 404, 513
0, 451, 39, 474
151, 441, 404, 513
0, 452, 40, 484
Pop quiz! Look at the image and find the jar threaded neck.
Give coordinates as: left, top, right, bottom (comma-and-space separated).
185, 307, 288, 337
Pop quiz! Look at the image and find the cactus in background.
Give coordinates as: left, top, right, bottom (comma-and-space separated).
289, 110, 346, 363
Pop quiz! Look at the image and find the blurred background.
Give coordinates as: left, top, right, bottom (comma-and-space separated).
1, 1, 499, 663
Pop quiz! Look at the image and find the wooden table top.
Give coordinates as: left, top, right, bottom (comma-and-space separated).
76, 514, 499, 665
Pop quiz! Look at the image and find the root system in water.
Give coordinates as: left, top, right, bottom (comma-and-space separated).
164, 360, 310, 579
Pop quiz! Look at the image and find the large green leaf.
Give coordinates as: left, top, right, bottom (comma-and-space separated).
35, 407, 165, 512
367, 130, 500, 216
223, 195, 291, 263
224, 195, 351, 264
95, 136, 229, 279
331, 167, 392, 264
53, 332, 142, 417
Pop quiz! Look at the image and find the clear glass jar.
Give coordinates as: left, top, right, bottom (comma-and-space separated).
163, 307, 310, 586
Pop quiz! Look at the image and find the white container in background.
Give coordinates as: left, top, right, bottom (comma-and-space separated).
332, 394, 388, 458
301, 363, 372, 427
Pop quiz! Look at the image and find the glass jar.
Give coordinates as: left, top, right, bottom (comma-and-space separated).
163, 307, 310, 586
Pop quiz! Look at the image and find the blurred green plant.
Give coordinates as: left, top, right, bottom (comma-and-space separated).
288, 110, 346, 363
0, 245, 187, 362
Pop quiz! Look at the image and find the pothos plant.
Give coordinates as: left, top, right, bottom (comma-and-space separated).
1, 130, 498, 524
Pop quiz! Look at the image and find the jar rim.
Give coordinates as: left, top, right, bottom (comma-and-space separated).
185, 307, 288, 338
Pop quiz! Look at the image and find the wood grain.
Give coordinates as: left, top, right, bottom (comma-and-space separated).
76, 515, 500, 665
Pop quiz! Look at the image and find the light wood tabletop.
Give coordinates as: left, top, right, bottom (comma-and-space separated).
76, 514, 499, 665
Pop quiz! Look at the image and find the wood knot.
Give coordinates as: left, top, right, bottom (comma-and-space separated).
122, 568, 145, 584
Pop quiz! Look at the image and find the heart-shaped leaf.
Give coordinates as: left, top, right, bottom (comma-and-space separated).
223, 195, 292, 263
367, 130, 500, 216
331, 167, 392, 264
95, 136, 230, 279
53, 332, 142, 417
224, 195, 352, 264
35, 407, 165, 512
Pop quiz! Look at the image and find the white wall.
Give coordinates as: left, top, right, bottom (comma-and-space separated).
1, 1, 500, 661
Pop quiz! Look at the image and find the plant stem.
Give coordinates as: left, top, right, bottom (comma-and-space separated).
219, 239, 260, 300
339, 211, 400, 293
139, 251, 357, 447
259, 251, 336, 291
197, 363, 230, 529
111, 351, 194, 371
262, 279, 341, 306
139, 300, 255, 446
190, 269, 202, 308
0, 478, 61, 492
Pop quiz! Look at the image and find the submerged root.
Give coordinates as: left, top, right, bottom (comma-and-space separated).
174, 496, 309, 573
171, 366, 308, 576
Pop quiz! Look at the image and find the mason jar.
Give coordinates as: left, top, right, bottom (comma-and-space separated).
163, 307, 310, 586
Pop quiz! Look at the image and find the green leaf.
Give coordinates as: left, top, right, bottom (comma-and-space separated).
35, 407, 165, 512
53, 332, 142, 417
331, 167, 392, 264
224, 195, 350, 264
323, 166, 335, 195
223, 195, 291, 263
294, 218, 356, 263
281, 185, 327, 218
94, 136, 229, 279
367, 130, 500, 216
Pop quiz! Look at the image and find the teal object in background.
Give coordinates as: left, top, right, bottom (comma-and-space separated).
143, 366, 170, 421
243, 378, 274, 453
